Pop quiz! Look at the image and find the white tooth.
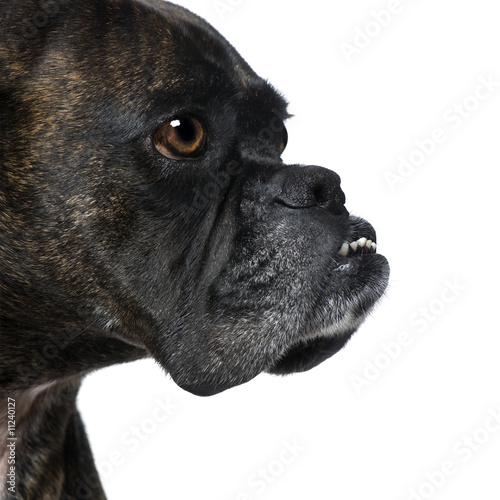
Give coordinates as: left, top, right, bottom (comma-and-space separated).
338, 242, 349, 256
350, 241, 358, 252
371, 242, 377, 252
357, 237, 367, 248
366, 239, 372, 249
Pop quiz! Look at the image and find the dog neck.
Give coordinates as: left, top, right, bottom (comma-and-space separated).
0, 378, 107, 499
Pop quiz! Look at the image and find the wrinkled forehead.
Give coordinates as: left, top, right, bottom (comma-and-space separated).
82, 1, 259, 83
1, 0, 289, 142
59, 2, 285, 114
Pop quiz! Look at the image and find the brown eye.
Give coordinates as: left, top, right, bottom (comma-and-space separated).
154, 115, 206, 159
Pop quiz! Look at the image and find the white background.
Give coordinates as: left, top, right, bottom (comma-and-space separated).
79, 1, 500, 499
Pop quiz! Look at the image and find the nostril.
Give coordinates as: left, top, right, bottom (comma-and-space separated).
273, 165, 348, 216
312, 184, 331, 207
314, 183, 346, 214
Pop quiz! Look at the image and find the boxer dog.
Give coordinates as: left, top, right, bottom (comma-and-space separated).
0, 0, 389, 497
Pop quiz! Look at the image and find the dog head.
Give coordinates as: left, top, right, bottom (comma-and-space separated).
0, 0, 389, 396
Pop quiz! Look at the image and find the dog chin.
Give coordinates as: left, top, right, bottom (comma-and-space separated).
269, 252, 390, 376
267, 334, 355, 375
267, 305, 374, 377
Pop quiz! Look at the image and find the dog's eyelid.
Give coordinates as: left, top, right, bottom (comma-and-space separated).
279, 126, 288, 155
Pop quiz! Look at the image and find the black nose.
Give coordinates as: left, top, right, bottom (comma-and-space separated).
273, 165, 348, 216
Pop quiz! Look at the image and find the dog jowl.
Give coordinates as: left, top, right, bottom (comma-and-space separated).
0, 0, 389, 497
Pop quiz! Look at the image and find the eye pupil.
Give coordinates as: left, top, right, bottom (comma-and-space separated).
172, 118, 197, 144
154, 115, 206, 159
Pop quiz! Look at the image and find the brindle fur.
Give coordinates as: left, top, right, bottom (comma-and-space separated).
0, 0, 389, 498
